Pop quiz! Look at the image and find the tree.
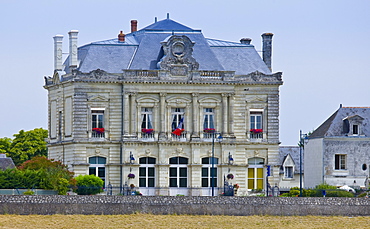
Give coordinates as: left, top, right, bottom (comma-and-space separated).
18, 156, 75, 195
6, 128, 48, 165
74, 175, 104, 195
0, 137, 12, 154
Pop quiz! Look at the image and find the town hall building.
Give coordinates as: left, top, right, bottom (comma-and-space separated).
44, 16, 283, 196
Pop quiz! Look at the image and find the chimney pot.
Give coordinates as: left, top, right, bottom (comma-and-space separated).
261, 32, 274, 71
118, 31, 125, 42
131, 20, 137, 33
240, 38, 252, 45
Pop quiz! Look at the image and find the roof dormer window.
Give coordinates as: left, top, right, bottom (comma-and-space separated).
343, 115, 364, 136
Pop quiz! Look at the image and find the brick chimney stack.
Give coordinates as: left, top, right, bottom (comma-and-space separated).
240, 38, 252, 45
118, 31, 125, 42
261, 33, 273, 71
53, 34, 64, 70
131, 20, 137, 33
68, 30, 79, 69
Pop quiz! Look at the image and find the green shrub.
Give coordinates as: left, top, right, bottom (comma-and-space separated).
74, 175, 104, 195
23, 190, 34, 195
325, 190, 354, 197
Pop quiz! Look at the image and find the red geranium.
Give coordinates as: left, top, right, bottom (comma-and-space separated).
92, 128, 105, 133
250, 129, 263, 134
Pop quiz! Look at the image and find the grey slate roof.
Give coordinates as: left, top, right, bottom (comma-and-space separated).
279, 146, 302, 174
309, 107, 370, 139
0, 154, 15, 170
64, 18, 271, 75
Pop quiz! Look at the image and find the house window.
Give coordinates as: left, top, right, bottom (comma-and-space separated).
169, 157, 188, 187
141, 108, 153, 129
203, 108, 215, 130
89, 156, 106, 183
171, 108, 184, 131
335, 154, 346, 170
139, 157, 156, 187
250, 111, 263, 139
91, 110, 104, 138
353, 125, 359, 135
247, 158, 264, 190
250, 112, 262, 130
201, 157, 218, 187
284, 166, 294, 178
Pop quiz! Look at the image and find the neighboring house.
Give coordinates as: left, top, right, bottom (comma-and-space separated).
278, 146, 303, 192
43, 16, 283, 196
0, 154, 15, 170
304, 105, 370, 189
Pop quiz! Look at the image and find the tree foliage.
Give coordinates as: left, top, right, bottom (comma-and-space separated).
74, 175, 104, 195
3, 128, 48, 166
0, 157, 75, 195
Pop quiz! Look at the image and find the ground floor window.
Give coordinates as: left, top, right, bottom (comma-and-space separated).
335, 154, 346, 170
139, 157, 156, 187
247, 157, 264, 190
201, 157, 218, 187
89, 156, 106, 183
169, 157, 188, 187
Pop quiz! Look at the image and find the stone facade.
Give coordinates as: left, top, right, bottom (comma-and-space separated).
44, 17, 283, 196
304, 106, 370, 189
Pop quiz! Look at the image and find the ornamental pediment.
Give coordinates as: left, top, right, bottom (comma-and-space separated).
159, 35, 199, 76
88, 95, 108, 102
245, 95, 267, 103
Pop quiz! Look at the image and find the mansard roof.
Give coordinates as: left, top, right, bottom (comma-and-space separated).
64, 18, 271, 75
309, 106, 370, 139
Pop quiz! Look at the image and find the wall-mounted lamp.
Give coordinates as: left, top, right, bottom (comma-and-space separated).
228, 152, 234, 165
129, 151, 135, 164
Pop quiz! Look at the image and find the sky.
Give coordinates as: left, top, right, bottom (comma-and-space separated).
1, 0, 369, 146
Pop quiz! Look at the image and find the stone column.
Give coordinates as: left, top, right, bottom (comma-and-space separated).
159, 93, 167, 139
222, 93, 228, 135
123, 92, 130, 136
130, 92, 137, 136
192, 93, 199, 137
228, 93, 235, 136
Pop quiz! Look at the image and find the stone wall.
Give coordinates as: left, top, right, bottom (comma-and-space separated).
0, 196, 369, 216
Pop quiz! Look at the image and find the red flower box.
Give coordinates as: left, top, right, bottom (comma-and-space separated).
92, 128, 105, 133
142, 128, 154, 134
250, 129, 263, 134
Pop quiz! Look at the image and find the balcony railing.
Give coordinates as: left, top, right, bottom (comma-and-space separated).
171, 131, 187, 141
250, 133, 263, 139
141, 132, 155, 140
91, 131, 105, 139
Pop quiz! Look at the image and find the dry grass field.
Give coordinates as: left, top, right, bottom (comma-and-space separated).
0, 214, 369, 229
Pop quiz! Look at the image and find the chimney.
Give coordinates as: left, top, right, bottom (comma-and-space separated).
261, 33, 273, 71
53, 34, 64, 71
118, 31, 125, 42
240, 38, 252, 45
131, 20, 137, 33
68, 30, 79, 69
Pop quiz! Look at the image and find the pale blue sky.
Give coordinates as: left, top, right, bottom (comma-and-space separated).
1, 0, 369, 145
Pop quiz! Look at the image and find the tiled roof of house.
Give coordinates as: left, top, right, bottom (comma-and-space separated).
64, 18, 271, 75
279, 146, 302, 173
309, 107, 370, 139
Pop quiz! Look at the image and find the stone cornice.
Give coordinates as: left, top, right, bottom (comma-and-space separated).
44, 69, 283, 87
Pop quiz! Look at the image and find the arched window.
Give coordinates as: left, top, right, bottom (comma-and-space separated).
139, 157, 156, 187
247, 157, 264, 190
169, 157, 188, 187
201, 157, 219, 187
89, 156, 106, 183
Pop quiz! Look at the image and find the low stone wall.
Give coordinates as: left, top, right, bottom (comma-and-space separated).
0, 195, 369, 216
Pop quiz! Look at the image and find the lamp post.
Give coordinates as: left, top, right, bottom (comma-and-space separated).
211, 132, 223, 196
299, 130, 307, 197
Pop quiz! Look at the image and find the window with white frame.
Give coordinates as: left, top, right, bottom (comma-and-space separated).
91, 109, 104, 138
141, 108, 153, 130
284, 166, 294, 178
250, 111, 263, 139
250, 112, 263, 130
353, 124, 359, 135
171, 108, 185, 131
139, 157, 156, 187
89, 156, 106, 184
335, 154, 346, 170
247, 157, 264, 190
169, 157, 188, 187
201, 157, 218, 187
203, 108, 215, 130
